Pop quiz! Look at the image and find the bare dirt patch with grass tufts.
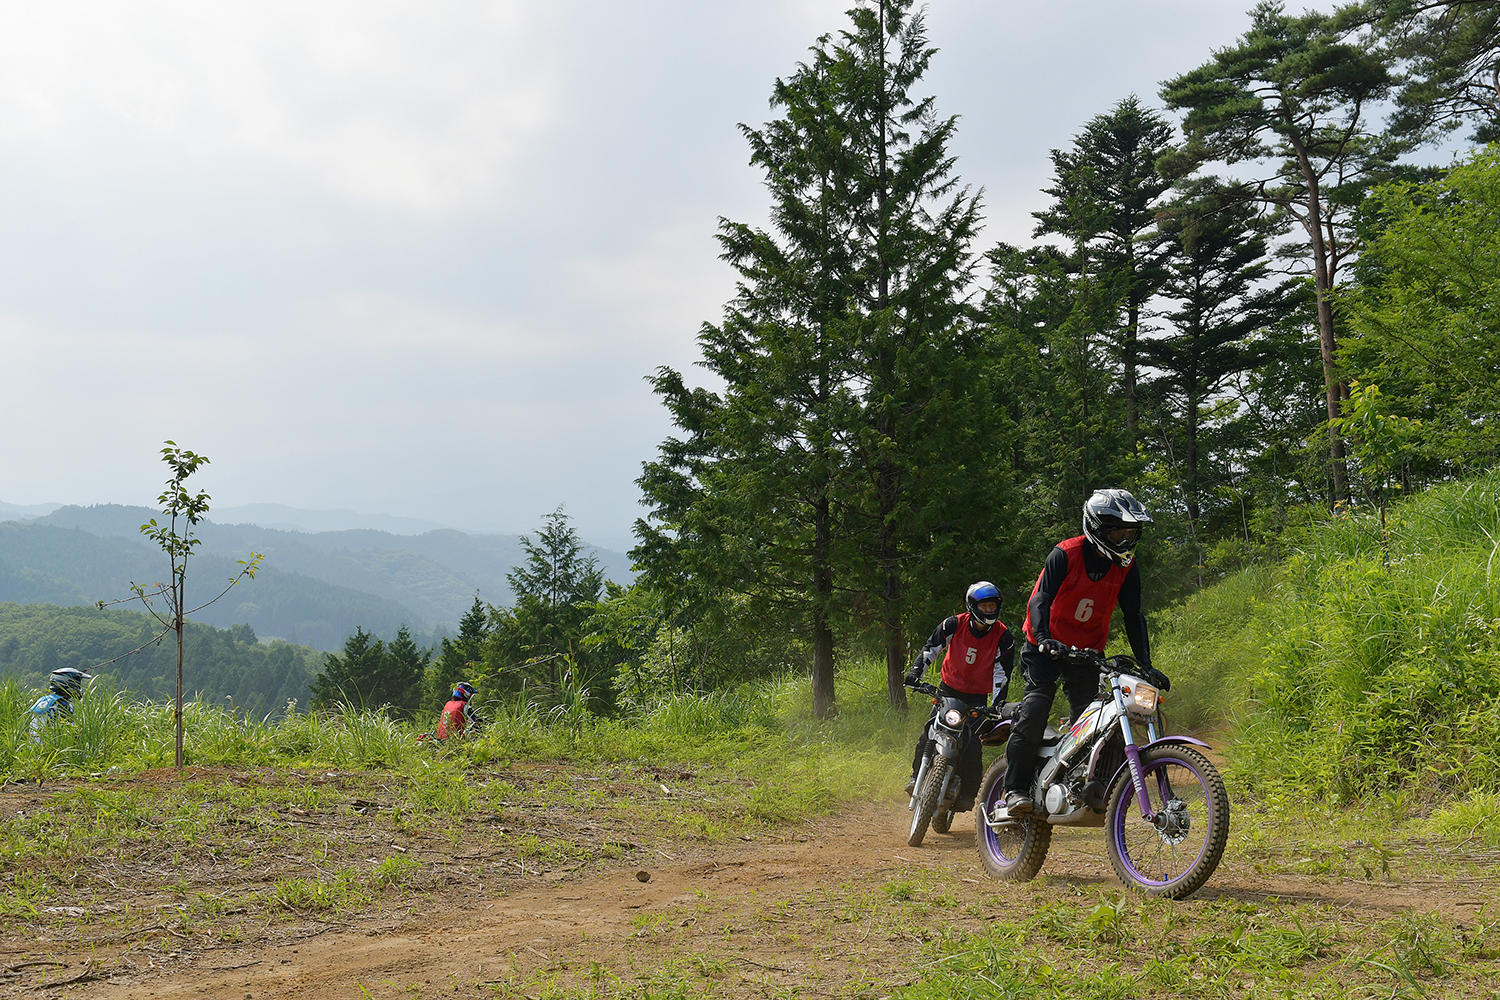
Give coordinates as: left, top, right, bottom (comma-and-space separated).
3, 767, 1498, 998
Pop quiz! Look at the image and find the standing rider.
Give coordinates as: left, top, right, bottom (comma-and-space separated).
1001, 489, 1154, 816
904, 581, 1016, 813
436, 681, 478, 740
28, 667, 91, 738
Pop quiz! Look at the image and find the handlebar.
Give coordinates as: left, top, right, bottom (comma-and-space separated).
1040, 643, 1170, 691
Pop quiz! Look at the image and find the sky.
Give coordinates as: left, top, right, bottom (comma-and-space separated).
0, 1, 1261, 551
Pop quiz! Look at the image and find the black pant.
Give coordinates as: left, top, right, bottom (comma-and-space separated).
910, 683, 988, 809
1002, 647, 1101, 793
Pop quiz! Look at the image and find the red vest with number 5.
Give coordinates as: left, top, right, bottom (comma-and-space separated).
940, 612, 1007, 695
1024, 535, 1127, 651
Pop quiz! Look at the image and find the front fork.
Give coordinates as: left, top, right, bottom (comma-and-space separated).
1114, 689, 1161, 822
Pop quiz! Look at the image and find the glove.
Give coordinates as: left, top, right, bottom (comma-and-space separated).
1139, 664, 1171, 691
1038, 638, 1068, 658
904, 668, 923, 687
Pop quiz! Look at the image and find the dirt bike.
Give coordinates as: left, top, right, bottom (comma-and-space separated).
975, 647, 1229, 898
904, 681, 1014, 847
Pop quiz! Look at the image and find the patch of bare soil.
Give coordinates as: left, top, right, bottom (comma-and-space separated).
8, 787, 1495, 1000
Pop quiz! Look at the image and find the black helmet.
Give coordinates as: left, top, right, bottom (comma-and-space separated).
1082, 488, 1151, 567
965, 581, 1002, 628
49, 667, 91, 699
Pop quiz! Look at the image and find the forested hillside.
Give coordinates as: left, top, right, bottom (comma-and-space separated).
0, 505, 633, 650
0, 602, 319, 716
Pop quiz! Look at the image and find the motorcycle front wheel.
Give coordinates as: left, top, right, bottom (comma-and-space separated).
1105, 744, 1230, 899
907, 755, 949, 847
974, 763, 1050, 882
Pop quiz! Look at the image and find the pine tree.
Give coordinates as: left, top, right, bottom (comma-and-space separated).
1144, 180, 1308, 573
1161, 1, 1409, 503
1032, 96, 1175, 445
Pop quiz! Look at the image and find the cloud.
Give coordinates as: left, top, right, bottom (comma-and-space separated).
0, 1, 558, 216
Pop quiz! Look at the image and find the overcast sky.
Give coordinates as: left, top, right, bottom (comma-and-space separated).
0, 1, 1262, 550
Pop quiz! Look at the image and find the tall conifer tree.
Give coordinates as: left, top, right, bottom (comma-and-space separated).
1161, 1, 1408, 503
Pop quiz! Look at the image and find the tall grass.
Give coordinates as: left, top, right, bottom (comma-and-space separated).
0, 661, 913, 816
1230, 472, 1500, 800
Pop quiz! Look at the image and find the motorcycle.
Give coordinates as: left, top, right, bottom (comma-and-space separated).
975, 647, 1229, 898
904, 681, 1014, 847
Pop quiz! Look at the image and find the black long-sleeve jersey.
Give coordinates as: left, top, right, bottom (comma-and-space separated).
1027, 542, 1151, 668
909, 615, 1017, 698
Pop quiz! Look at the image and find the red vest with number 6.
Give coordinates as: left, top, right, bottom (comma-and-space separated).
1024, 535, 1127, 651
940, 612, 1007, 695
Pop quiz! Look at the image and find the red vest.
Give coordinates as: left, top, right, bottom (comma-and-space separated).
1024, 535, 1127, 651
437, 699, 467, 739
940, 612, 1009, 695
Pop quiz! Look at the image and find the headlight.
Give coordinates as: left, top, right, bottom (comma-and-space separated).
1119, 674, 1159, 715
942, 708, 965, 727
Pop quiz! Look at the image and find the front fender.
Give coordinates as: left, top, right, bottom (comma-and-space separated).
1144, 735, 1211, 751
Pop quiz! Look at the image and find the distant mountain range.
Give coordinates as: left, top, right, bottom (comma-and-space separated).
0, 502, 634, 650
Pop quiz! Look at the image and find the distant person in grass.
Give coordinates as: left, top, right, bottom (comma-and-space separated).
28, 667, 91, 738
903, 581, 1016, 814
1000, 488, 1157, 817
436, 681, 478, 740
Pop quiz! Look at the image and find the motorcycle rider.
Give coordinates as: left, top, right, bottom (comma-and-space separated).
904, 581, 1016, 813
1001, 489, 1155, 816
28, 667, 91, 738
436, 681, 478, 740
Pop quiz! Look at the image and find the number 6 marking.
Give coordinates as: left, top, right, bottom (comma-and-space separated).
1074, 598, 1095, 622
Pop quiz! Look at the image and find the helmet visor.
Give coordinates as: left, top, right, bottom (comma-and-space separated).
1101, 524, 1141, 550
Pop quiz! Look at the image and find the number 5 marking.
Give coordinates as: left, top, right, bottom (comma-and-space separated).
965, 647, 977, 665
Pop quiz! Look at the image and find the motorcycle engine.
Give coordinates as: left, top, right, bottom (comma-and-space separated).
1043, 782, 1078, 815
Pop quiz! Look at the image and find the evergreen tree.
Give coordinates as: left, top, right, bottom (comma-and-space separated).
1032, 96, 1175, 444
426, 596, 489, 713
309, 627, 388, 712
490, 507, 605, 701
1162, 1, 1408, 504
1346, 0, 1500, 142
1144, 180, 1308, 574
833, 0, 994, 709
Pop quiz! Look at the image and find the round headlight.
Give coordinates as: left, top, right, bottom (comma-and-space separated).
942, 708, 964, 727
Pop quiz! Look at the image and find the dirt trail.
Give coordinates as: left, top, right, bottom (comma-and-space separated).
36, 798, 1489, 1000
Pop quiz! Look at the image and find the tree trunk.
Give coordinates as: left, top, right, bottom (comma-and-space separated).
1289, 131, 1350, 503
811, 495, 837, 719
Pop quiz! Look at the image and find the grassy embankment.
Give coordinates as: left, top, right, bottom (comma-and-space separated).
2, 471, 1499, 997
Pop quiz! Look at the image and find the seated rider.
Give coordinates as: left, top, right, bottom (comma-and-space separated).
1001, 488, 1155, 816
436, 681, 477, 740
904, 581, 1015, 812
29, 667, 91, 738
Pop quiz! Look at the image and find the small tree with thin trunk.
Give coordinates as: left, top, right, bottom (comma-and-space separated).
99, 442, 263, 767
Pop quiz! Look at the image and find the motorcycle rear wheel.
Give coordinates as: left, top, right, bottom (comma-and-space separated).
974, 762, 1050, 881
1105, 744, 1229, 899
907, 756, 949, 848
932, 809, 953, 834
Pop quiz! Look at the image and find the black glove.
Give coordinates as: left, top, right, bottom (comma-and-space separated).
1038, 638, 1068, 658
1139, 664, 1171, 691
904, 667, 923, 687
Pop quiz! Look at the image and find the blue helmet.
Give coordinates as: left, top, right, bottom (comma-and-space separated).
452, 682, 476, 702
965, 581, 1002, 628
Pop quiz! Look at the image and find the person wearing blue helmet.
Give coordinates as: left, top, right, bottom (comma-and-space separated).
28, 667, 91, 738
903, 581, 1016, 812
436, 681, 477, 740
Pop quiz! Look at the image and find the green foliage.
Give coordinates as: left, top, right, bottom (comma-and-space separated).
310, 625, 427, 719
0, 602, 318, 716
1340, 146, 1500, 476
1231, 470, 1500, 799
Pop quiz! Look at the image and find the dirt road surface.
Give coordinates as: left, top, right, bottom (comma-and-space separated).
13, 796, 1488, 1000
